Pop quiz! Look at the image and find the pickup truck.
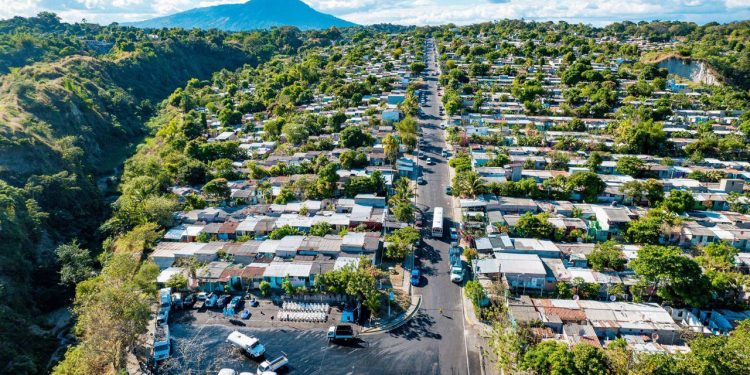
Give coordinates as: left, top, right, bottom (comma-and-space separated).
257, 354, 289, 374
226, 330, 266, 358
327, 325, 356, 341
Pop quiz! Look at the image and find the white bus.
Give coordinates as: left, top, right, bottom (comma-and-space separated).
431, 207, 444, 238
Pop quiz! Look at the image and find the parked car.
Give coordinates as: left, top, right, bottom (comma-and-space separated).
183, 293, 196, 308
445, 186, 451, 195
450, 227, 458, 240
241, 309, 252, 320
441, 150, 450, 157
417, 176, 425, 184
217, 294, 230, 308
248, 298, 259, 307
426, 158, 434, 165
410, 268, 421, 286
205, 293, 219, 308
228, 296, 243, 312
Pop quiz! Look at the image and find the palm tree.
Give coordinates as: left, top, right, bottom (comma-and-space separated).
392, 177, 416, 203
383, 134, 400, 164
462, 172, 486, 198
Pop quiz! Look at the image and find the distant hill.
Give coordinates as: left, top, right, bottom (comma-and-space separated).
127, 0, 357, 31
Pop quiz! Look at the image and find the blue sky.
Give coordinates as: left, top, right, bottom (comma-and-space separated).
1, 0, 749, 26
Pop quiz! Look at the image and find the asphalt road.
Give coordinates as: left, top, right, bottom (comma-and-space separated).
165, 39, 480, 375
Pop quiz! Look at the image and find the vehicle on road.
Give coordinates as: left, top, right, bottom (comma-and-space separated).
257, 354, 289, 374
153, 324, 170, 361
410, 268, 421, 286
327, 325, 356, 341
226, 330, 266, 358
431, 207, 444, 238
449, 243, 465, 283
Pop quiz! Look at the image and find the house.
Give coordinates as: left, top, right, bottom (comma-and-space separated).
492, 235, 562, 258
495, 253, 552, 292
591, 205, 634, 240
382, 109, 401, 122
490, 197, 538, 214
263, 262, 314, 289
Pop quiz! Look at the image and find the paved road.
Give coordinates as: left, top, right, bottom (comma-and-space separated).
165, 38, 481, 375
410, 38, 481, 375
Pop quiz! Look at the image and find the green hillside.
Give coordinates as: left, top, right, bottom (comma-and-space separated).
0, 17, 315, 374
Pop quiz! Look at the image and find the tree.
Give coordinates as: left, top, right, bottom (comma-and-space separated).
395, 116, 418, 152
310, 222, 332, 237
392, 201, 415, 223
340, 126, 373, 148
268, 225, 301, 240
217, 107, 242, 126
616, 156, 645, 177
587, 151, 603, 172
567, 171, 605, 203
259, 281, 271, 296
452, 171, 486, 198
165, 273, 188, 291
521, 340, 575, 375
662, 190, 695, 214
384, 227, 420, 259
281, 122, 309, 145
410, 61, 426, 76
54, 254, 154, 373
515, 212, 555, 239
625, 209, 677, 245
588, 241, 626, 272
317, 258, 382, 312
55, 241, 94, 286
464, 280, 487, 309
630, 245, 709, 306
464, 248, 479, 263
571, 343, 610, 375
622, 179, 664, 206
382, 133, 400, 163
615, 119, 666, 155
203, 178, 230, 202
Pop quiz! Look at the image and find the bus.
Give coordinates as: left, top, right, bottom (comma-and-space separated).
431, 207, 444, 238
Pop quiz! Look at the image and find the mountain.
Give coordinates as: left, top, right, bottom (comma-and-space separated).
127, 0, 357, 31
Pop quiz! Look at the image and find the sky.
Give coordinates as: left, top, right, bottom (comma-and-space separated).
1, 0, 749, 26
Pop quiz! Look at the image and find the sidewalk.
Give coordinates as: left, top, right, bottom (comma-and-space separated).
461, 288, 500, 375
360, 294, 422, 335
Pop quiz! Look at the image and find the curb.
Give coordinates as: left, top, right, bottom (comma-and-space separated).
360, 294, 422, 335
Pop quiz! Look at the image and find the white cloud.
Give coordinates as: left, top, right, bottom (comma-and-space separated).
0, 0, 747, 25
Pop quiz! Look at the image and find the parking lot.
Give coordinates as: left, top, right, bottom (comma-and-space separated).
164, 312, 455, 375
